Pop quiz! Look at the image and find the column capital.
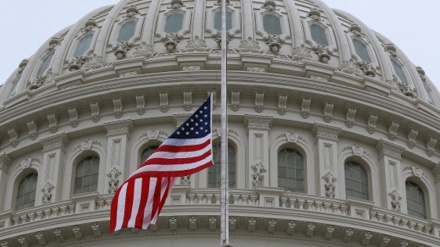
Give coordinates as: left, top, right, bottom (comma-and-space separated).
312, 122, 341, 142
375, 139, 405, 160
244, 114, 273, 130
104, 119, 133, 136
39, 133, 69, 152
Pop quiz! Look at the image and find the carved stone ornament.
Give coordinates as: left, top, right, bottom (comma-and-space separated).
113, 41, 135, 59
48, 37, 60, 50
415, 66, 427, 82
398, 82, 417, 99
432, 164, 440, 183
247, 66, 265, 72
385, 43, 397, 57
81, 139, 93, 151
28, 69, 56, 90
339, 59, 364, 77
133, 42, 156, 59
170, 0, 184, 9
307, 8, 322, 21
251, 161, 267, 189
388, 190, 401, 211
83, 18, 97, 32
21, 157, 32, 170
83, 54, 106, 71
357, 61, 376, 77
411, 165, 423, 178
351, 145, 363, 156
262, 0, 277, 11
125, 5, 139, 17
67, 56, 88, 71
349, 23, 363, 37
107, 167, 122, 194
17, 59, 29, 75
213, 31, 231, 47
322, 172, 337, 198
265, 35, 283, 54
180, 175, 191, 185
162, 33, 182, 52
311, 45, 332, 63
184, 36, 209, 52
41, 182, 55, 204
292, 44, 312, 61
238, 37, 262, 53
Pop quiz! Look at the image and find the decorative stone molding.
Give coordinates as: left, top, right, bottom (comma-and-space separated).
107, 167, 122, 194
375, 139, 405, 160
362, 232, 373, 245
17, 236, 27, 246
255, 93, 264, 113
349, 23, 363, 37
47, 113, 58, 133
91, 223, 101, 237
325, 225, 334, 239
162, 33, 182, 52
323, 102, 334, 123
0, 153, 11, 173
322, 172, 337, 198
306, 223, 315, 236
83, 54, 106, 71
39, 133, 69, 152
351, 145, 363, 156
188, 217, 197, 230
54, 229, 64, 242
112, 98, 123, 118
307, 8, 322, 21
48, 37, 60, 50
301, 98, 311, 119
385, 43, 397, 57
238, 38, 262, 53
113, 41, 134, 59
35, 232, 46, 245
83, 18, 97, 32
345, 107, 356, 128
339, 59, 363, 77
399, 83, 417, 99
103, 119, 133, 136
381, 236, 391, 247
387, 121, 399, 141
90, 102, 100, 123
247, 66, 265, 72
124, 5, 139, 18
357, 61, 376, 77
251, 160, 266, 189
292, 44, 312, 61
138, 129, 168, 142
388, 190, 401, 211
267, 219, 276, 233
343, 228, 354, 242
20, 157, 33, 170
366, 114, 378, 134
170, 0, 184, 9
415, 66, 427, 82
425, 137, 437, 157
27, 120, 38, 140
278, 95, 287, 115
119, 71, 137, 78
213, 31, 232, 47
72, 225, 82, 239
265, 35, 283, 54
67, 56, 88, 71
7, 128, 18, 148
68, 107, 79, 127
312, 123, 341, 142
183, 91, 192, 111
286, 221, 296, 234
231, 91, 240, 111
133, 42, 156, 59
248, 218, 256, 232
184, 36, 209, 52
229, 217, 236, 231
41, 182, 55, 204
135, 95, 146, 115
407, 129, 418, 149
182, 66, 200, 71
244, 115, 273, 130
17, 59, 29, 75
160, 92, 169, 113
311, 45, 332, 63
180, 175, 190, 185
169, 217, 177, 231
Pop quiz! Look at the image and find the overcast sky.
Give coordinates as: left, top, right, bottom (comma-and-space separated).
1, 0, 439, 90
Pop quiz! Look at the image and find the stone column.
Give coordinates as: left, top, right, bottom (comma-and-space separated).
39, 133, 69, 205
312, 123, 341, 198
376, 139, 405, 212
103, 119, 133, 194
0, 153, 11, 211
244, 115, 273, 189
432, 164, 440, 222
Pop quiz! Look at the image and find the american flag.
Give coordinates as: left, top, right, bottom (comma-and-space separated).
110, 96, 213, 232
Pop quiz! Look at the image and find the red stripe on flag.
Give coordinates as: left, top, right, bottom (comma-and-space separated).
143, 149, 212, 166
134, 177, 150, 228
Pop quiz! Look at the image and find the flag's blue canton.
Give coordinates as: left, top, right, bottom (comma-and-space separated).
169, 97, 211, 139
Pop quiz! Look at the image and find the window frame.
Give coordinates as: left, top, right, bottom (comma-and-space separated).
277, 147, 305, 193
74, 32, 94, 57
15, 172, 38, 211
405, 180, 427, 219
73, 155, 100, 195
344, 160, 370, 201
309, 22, 329, 46
351, 37, 372, 63
207, 141, 237, 189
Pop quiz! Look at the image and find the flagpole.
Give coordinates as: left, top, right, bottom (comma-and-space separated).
220, 0, 230, 246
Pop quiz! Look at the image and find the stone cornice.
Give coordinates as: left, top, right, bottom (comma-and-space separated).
244, 114, 273, 130
39, 133, 69, 152
312, 123, 341, 142
0, 152, 11, 173
375, 139, 406, 160
103, 119, 133, 136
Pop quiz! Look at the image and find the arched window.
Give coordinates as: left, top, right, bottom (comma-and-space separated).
345, 161, 369, 200
117, 20, 137, 42
36, 51, 54, 76
164, 13, 183, 33
310, 23, 329, 46
278, 148, 304, 192
74, 156, 99, 194
141, 145, 159, 163
74, 33, 93, 56
16, 173, 38, 211
263, 14, 282, 35
406, 181, 426, 219
214, 11, 232, 31
390, 58, 408, 84
208, 144, 236, 188
424, 84, 435, 105
352, 38, 371, 63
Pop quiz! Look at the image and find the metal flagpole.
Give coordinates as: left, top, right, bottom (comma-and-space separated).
220, 0, 230, 246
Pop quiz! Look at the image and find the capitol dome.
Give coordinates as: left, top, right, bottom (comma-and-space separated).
0, 0, 440, 246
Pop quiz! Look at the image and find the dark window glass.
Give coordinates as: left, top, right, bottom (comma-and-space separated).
165, 13, 183, 33
424, 84, 435, 105
391, 59, 408, 84
406, 181, 426, 219
141, 145, 159, 163
16, 173, 38, 211
208, 143, 236, 188
353, 39, 371, 63
36, 52, 54, 76
214, 11, 232, 31
278, 148, 304, 192
345, 161, 369, 200
117, 20, 136, 42
74, 156, 99, 194
310, 23, 329, 46
263, 14, 282, 35
74, 33, 93, 56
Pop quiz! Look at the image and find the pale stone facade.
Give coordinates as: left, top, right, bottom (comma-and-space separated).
0, 0, 440, 246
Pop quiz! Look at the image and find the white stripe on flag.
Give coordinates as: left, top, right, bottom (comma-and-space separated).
115, 182, 128, 231
127, 178, 143, 228
131, 155, 212, 176
142, 177, 157, 229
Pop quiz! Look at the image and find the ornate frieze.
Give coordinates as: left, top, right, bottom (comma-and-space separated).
184, 36, 209, 52
133, 42, 156, 59
375, 139, 405, 160
312, 123, 341, 141
238, 38, 262, 53
251, 161, 266, 189
39, 133, 69, 152
322, 172, 337, 198
103, 119, 133, 136
292, 44, 312, 62
244, 115, 273, 130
